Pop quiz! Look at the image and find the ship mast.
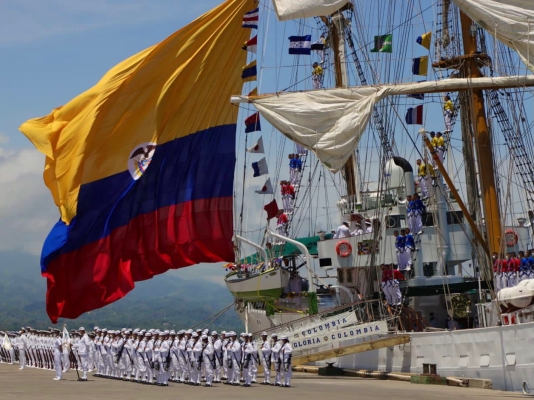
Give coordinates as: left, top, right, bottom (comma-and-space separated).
323, 11, 359, 201
459, 12, 502, 261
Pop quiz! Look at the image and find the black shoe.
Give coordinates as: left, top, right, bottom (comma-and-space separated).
204, 384, 212, 387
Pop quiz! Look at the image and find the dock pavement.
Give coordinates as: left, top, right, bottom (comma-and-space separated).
0, 363, 527, 400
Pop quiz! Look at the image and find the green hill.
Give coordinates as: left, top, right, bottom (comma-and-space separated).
0, 251, 243, 332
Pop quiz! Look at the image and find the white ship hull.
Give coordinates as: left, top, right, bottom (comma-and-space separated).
239, 309, 534, 392
333, 321, 534, 392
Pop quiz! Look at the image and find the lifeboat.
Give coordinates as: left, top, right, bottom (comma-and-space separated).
496, 279, 534, 313
224, 264, 290, 300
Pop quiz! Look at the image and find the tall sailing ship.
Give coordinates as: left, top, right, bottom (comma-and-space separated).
19, 0, 534, 394
226, 0, 534, 393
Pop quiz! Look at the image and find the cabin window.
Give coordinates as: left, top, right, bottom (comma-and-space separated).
446, 211, 464, 224
422, 213, 434, 227
338, 268, 344, 283
319, 258, 332, 268
346, 268, 353, 283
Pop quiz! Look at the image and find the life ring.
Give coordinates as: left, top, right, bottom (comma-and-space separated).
505, 229, 518, 247
336, 240, 352, 257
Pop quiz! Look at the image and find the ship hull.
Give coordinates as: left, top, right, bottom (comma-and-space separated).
333, 321, 534, 392
239, 310, 534, 392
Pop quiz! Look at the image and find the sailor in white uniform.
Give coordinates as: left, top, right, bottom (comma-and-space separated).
280, 336, 292, 387
270, 334, 282, 386
333, 221, 351, 239
74, 327, 92, 381
18, 328, 27, 370
211, 331, 222, 383
259, 332, 271, 384
201, 335, 215, 387
230, 332, 242, 385
52, 330, 63, 381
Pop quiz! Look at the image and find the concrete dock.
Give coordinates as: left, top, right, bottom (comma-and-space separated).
0, 364, 527, 399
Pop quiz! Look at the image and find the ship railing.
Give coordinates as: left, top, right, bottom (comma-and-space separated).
252, 299, 395, 336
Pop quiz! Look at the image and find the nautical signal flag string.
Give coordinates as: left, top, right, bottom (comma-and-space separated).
370, 34, 392, 53
289, 35, 312, 55
252, 157, 269, 177
242, 60, 257, 82
255, 178, 274, 194
246, 136, 264, 153
242, 35, 257, 53
417, 31, 432, 50
242, 7, 258, 29
405, 105, 424, 125
264, 199, 279, 220
244, 112, 261, 133
412, 56, 428, 76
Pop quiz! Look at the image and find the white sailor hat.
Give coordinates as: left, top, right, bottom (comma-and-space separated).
196, 328, 203, 332
170, 330, 176, 335
261, 331, 268, 336
79, 327, 86, 331
281, 335, 288, 340
146, 332, 152, 337
240, 332, 245, 337
211, 331, 218, 335
163, 330, 170, 335
93, 326, 99, 330
96, 328, 101, 332
247, 333, 253, 337
102, 328, 108, 332
230, 331, 237, 336
202, 329, 209, 333
125, 330, 132, 334
178, 330, 185, 335
186, 329, 193, 334
365, 221, 371, 225
221, 330, 226, 334
271, 333, 278, 338
201, 335, 208, 340
133, 329, 139, 333
192, 332, 199, 338
121, 328, 126, 332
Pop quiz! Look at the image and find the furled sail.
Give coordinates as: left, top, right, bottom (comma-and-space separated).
452, 0, 534, 72
19, 0, 253, 322
243, 75, 534, 172
272, 0, 350, 21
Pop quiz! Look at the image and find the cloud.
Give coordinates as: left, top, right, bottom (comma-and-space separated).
0, 0, 220, 46
0, 142, 57, 255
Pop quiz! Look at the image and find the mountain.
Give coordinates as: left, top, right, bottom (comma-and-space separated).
0, 251, 243, 332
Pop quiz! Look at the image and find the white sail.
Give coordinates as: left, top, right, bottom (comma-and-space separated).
452, 0, 534, 72
246, 75, 534, 172
272, 0, 350, 21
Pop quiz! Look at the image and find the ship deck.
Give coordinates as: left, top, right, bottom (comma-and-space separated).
0, 363, 525, 399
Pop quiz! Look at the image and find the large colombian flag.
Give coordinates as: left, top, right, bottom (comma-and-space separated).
19, 0, 254, 323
